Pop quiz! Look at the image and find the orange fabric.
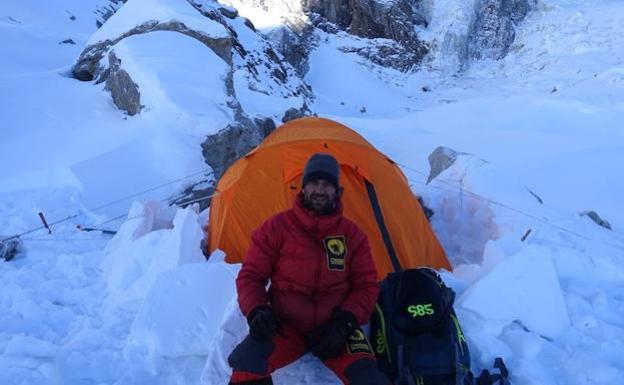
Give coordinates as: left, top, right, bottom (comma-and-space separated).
208, 117, 451, 279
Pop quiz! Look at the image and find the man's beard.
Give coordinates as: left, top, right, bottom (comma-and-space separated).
303, 193, 336, 215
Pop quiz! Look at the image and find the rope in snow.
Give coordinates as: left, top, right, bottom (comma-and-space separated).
397, 162, 624, 252
0, 168, 212, 244
16, 189, 221, 244
19, 238, 112, 242
19, 214, 147, 242
172, 191, 219, 207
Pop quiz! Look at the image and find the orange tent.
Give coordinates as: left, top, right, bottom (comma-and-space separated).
207, 117, 450, 279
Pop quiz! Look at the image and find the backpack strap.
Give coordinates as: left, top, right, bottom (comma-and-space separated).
450, 312, 468, 357
397, 343, 418, 385
375, 304, 392, 364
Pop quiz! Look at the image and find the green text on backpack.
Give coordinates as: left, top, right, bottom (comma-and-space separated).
407, 304, 435, 317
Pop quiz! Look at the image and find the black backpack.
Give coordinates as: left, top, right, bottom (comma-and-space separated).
370, 268, 473, 385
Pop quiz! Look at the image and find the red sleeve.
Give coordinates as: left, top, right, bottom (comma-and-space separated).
338, 225, 380, 325
235, 217, 280, 317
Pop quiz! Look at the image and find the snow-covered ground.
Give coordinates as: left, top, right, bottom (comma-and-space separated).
1, 0, 623, 384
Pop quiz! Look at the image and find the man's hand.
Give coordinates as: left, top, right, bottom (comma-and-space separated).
247, 306, 282, 340
308, 310, 358, 360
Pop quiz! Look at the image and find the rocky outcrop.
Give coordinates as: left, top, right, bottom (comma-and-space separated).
201, 121, 264, 179
222, 0, 431, 74
216, 0, 533, 78
187, 0, 313, 101
468, 0, 532, 60
178, 115, 278, 210
73, 20, 233, 81
427, 146, 460, 184
304, 0, 429, 38
201, 104, 311, 181
74, 0, 312, 114
103, 51, 142, 115
340, 38, 427, 72
0, 238, 22, 262
305, 0, 430, 71
281, 105, 312, 122
266, 17, 316, 77
73, 0, 312, 209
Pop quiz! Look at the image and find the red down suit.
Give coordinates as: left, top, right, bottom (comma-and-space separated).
236, 193, 379, 333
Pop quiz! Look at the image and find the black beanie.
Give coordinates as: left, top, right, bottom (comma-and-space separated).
302, 153, 340, 188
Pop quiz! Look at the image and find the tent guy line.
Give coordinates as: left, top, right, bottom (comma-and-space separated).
398, 162, 624, 253
3, 159, 622, 254
0, 168, 211, 244
17, 190, 220, 244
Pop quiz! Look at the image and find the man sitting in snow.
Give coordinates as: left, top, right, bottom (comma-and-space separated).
228, 153, 389, 385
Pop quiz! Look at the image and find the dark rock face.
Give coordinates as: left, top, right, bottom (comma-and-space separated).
193, 115, 276, 206
257, 0, 430, 75
266, 18, 316, 77
201, 108, 308, 182
468, 0, 531, 60
218, 5, 239, 19
303, 0, 430, 70
347, 0, 428, 41
340, 39, 427, 72
305, 0, 352, 28
103, 51, 142, 116
199, 99, 308, 186
96, 0, 127, 28
254, 117, 277, 137
281, 105, 312, 122
201, 122, 264, 179
304, 0, 428, 67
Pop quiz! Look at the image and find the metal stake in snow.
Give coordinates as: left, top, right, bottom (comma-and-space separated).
521, 229, 532, 242
76, 224, 117, 236
38, 212, 52, 234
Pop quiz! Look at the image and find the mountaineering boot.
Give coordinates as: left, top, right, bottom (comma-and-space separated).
228, 377, 273, 385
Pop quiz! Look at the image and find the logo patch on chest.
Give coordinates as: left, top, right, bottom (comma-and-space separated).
323, 235, 347, 271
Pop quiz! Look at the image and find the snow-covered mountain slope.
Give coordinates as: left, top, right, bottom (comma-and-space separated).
1, 0, 624, 384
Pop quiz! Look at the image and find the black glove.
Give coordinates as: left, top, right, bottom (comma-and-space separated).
308, 310, 358, 360
247, 306, 282, 340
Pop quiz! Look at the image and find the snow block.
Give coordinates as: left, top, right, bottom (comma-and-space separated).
201, 298, 246, 384
458, 244, 570, 339
103, 201, 206, 306
4, 335, 59, 358
125, 262, 237, 359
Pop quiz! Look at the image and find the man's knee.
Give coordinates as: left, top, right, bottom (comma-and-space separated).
344, 358, 391, 385
228, 335, 275, 375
